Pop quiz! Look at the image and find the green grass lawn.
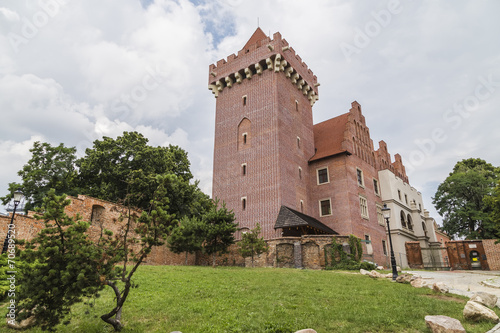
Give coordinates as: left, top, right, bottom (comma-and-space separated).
1, 266, 498, 332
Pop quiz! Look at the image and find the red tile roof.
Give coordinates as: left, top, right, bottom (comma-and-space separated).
242, 27, 267, 50
310, 113, 350, 162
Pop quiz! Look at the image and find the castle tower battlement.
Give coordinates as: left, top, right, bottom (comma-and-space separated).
208, 29, 319, 106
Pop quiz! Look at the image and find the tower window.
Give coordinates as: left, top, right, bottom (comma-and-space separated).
356, 168, 364, 187
398, 190, 402, 200
242, 95, 247, 106
298, 167, 302, 179
404, 194, 408, 204
317, 167, 329, 185
319, 199, 332, 217
242, 163, 247, 176
243, 133, 248, 144
295, 100, 299, 111
359, 196, 369, 219
241, 197, 247, 211
300, 200, 304, 213
373, 179, 379, 195
382, 240, 387, 255
297, 136, 301, 148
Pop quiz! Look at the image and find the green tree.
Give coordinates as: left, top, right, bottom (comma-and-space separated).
16, 189, 112, 330
99, 173, 175, 331
484, 180, 500, 241
168, 216, 204, 265
433, 158, 500, 239
1, 142, 78, 211
202, 199, 237, 267
76, 131, 193, 210
238, 223, 268, 267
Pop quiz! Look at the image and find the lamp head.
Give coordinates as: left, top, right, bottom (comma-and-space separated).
13, 190, 23, 205
382, 203, 391, 219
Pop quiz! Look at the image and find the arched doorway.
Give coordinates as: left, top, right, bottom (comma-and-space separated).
469, 250, 482, 270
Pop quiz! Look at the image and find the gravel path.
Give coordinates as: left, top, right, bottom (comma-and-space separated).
404, 270, 500, 304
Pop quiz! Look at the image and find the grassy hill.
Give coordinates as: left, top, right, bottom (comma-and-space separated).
1, 266, 497, 332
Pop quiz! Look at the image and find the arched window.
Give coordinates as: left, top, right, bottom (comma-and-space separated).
407, 214, 413, 231
400, 211, 407, 228
422, 221, 427, 236
238, 118, 251, 150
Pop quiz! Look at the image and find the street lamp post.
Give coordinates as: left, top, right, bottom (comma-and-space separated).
2, 190, 23, 254
382, 203, 398, 281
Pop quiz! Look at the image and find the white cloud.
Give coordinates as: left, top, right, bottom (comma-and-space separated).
1, 0, 500, 225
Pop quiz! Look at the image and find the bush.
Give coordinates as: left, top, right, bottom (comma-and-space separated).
360, 261, 377, 271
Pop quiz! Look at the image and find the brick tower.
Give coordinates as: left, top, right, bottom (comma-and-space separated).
209, 28, 319, 239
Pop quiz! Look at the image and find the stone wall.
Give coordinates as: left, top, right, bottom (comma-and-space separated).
0, 195, 365, 270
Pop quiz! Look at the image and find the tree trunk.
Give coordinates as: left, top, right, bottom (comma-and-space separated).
185, 251, 188, 265
251, 254, 254, 268
212, 253, 216, 267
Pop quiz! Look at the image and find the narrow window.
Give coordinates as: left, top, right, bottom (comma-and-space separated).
400, 211, 407, 228
418, 203, 422, 211
422, 221, 427, 236
242, 163, 247, 176
298, 167, 302, 179
376, 205, 384, 226
317, 167, 329, 184
398, 190, 402, 200
373, 179, 379, 195
359, 196, 369, 218
356, 168, 364, 187
242, 95, 247, 106
241, 197, 247, 211
300, 200, 304, 213
407, 214, 413, 231
319, 199, 332, 216
295, 100, 299, 111
404, 194, 408, 204
365, 234, 373, 255
243, 133, 247, 144
382, 240, 387, 255
297, 136, 301, 148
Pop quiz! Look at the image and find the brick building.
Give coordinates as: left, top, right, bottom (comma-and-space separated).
208, 28, 431, 266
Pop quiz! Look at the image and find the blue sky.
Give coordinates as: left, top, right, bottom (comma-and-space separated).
1, 0, 499, 223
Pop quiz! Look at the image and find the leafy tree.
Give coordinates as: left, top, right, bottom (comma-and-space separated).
1, 142, 78, 211
484, 180, 500, 241
238, 223, 268, 267
76, 131, 193, 210
168, 216, 205, 265
433, 158, 500, 239
16, 189, 111, 330
202, 199, 237, 267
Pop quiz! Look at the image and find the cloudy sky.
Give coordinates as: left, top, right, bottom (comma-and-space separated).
1, 0, 499, 223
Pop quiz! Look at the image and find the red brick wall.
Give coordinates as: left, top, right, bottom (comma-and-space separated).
0, 195, 189, 266
211, 32, 317, 240
446, 240, 489, 270
483, 239, 500, 270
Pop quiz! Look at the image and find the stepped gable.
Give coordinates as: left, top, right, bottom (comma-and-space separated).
274, 206, 337, 234
375, 141, 409, 183
208, 29, 318, 103
310, 113, 350, 161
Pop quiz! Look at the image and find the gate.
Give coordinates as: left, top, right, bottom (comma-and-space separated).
406, 242, 450, 270
421, 247, 450, 270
